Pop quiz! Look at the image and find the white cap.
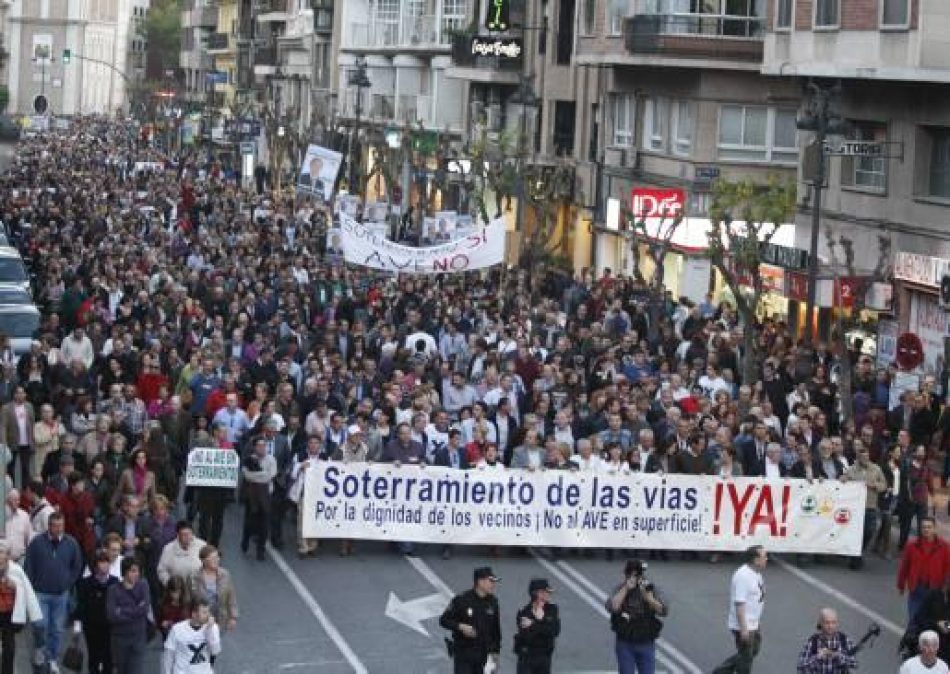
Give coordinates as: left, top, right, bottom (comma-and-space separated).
347, 424, 363, 435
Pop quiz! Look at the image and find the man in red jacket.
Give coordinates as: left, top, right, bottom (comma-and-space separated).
897, 517, 950, 622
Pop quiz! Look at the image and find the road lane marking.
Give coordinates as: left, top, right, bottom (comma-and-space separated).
529, 551, 687, 674
552, 556, 704, 674
267, 543, 369, 674
773, 557, 904, 636
405, 554, 456, 597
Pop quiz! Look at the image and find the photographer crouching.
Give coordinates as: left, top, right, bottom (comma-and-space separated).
607, 560, 668, 674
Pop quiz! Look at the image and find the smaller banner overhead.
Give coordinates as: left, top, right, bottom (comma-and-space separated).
297, 144, 342, 202
339, 214, 505, 274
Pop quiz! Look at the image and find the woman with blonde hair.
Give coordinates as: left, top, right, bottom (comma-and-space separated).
33, 403, 65, 481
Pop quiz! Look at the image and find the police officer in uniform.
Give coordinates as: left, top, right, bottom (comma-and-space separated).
440, 566, 502, 673
514, 578, 560, 673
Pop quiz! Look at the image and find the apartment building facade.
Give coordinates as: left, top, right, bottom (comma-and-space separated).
762, 0, 950, 366
573, 0, 800, 304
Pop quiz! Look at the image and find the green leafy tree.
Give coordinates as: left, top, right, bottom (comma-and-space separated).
707, 177, 796, 385
140, 0, 181, 75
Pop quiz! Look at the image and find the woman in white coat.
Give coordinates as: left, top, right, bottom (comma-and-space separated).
0, 540, 43, 674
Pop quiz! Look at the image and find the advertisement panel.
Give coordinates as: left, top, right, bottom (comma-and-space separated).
301, 463, 866, 554
630, 188, 686, 220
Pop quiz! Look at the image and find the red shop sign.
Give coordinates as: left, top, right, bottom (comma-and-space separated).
630, 188, 686, 219
786, 272, 808, 302
834, 277, 862, 308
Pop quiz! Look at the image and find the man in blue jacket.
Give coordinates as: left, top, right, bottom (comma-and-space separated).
24, 511, 83, 672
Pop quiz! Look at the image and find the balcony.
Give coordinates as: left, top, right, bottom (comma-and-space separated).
623, 11, 764, 62
344, 13, 463, 51
253, 46, 277, 75
206, 33, 232, 53
398, 94, 431, 126
257, 0, 290, 23
191, 5, 217, 28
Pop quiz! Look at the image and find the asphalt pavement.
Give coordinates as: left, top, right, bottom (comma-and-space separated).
188, 508, 909, 673
13, 504, 918, 673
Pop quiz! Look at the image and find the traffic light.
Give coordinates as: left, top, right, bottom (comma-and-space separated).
63, 49, 71, 64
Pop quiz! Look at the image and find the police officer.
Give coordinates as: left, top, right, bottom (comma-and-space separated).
440, 566, 502, 674
514, 578, 560, 673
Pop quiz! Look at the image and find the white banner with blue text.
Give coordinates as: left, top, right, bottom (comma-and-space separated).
300, 462, 866, 554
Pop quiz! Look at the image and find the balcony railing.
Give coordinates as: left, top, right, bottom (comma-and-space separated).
345, 12, 465, 49
370, 94, 395, 120
398, 94, 431, 125
624, 12, 764, 61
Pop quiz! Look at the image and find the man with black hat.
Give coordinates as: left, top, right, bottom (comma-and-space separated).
607, 559, 668, 674
440, 566, 502, 673
514, 578, 560, 674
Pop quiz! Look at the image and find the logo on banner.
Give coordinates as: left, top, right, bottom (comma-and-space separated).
834, 508, 852, 525
800, 495, 817, 515
631, 188, 685, 219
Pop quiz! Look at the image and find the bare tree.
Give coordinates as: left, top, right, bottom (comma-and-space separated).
623, 210, 684, 339
825, 231, 892, 426
707, 178, 796, 385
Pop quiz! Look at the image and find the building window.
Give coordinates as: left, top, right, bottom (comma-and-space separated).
583, 0, 596, 34
672, 100, 693, 156
717, 105, 798, 163
880, 0, 909, 28
643, 98, 666, 152
607, 0, 624, 35
929, 128, 950, 198
775, 0, 792, 29
842, 122, 887, 192
441, 0, 468, 34
814, 0, 838, 28
611, 94, 635, 147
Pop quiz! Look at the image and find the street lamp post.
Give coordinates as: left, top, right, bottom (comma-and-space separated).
347, 56, 371, 208
796, 81, 849, 344
510, 73, 539, 234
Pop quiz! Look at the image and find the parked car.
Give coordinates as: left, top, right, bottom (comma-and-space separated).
0, 304, 41, 358
0, 247, 31, 295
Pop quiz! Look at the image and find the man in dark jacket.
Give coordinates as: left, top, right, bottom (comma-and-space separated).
24, 512, 84, 667
440, 567, 502, 674
514, 578, 560, 674
75, 548, 120, 674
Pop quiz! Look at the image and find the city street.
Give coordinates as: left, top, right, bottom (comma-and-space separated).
16, 506, 908, 673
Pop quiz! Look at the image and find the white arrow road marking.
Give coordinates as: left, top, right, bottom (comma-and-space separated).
384, 554, 455, 636
385, 591, 449, 636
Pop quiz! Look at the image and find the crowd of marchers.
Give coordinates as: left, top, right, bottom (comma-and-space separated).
0, 117, 943, 673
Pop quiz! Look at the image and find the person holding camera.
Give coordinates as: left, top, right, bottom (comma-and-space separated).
514, 578, 560, 674
440, 567, 502, 674
606, 559, 668, 674
796, 608, 858, 673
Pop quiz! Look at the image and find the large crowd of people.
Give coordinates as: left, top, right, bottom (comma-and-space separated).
0, 116, 945, 672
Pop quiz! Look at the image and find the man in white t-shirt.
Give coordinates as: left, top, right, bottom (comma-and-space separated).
163, 598, 222, 674
900, 631, 949, 674
712, 545, 768, 673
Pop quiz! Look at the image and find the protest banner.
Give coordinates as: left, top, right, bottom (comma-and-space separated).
301, 462, 866, 554
185, 448, 240, 488
296, 144, 342, 202
339, 214, 505, 274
